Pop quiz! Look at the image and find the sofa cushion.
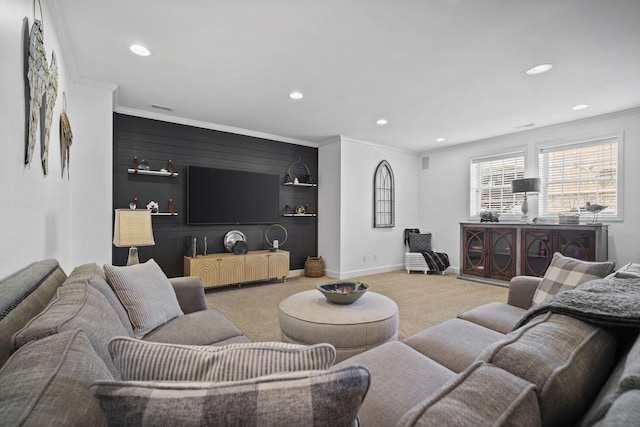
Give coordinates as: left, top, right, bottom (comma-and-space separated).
0, 330, 112, 426
65, 263, 134, 336
91, 366, 370, 427
403, 318, 504, 373
609, 262, 640, 279
583, 331, 640, 425
594, 390, 640, 427
408, 233, 432, 252
334, 341, 456, 427
109, 337, 336, 381
142, 308, 248, 345
479, 312, 616, 427
458, 302, 527, 334
11, 281, 131, 377
397, 361, 541, 427
532, 253, 614, 304
0, 259, 66, 367
104, 259, 184, 339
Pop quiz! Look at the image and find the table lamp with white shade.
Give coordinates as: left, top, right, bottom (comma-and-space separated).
113, 209, 155, 265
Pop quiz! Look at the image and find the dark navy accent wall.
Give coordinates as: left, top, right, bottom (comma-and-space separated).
112, 113, 318, 277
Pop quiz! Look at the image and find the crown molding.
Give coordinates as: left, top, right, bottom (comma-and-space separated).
115, 107, 320, 148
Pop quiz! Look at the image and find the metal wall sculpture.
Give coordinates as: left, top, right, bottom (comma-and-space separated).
25, 1, 58, 176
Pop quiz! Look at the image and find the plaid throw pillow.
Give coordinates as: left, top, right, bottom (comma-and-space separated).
109, 337, 336, 382
408, 233, 432, 252
91, 366, 371, 427
532, 253, 615, 304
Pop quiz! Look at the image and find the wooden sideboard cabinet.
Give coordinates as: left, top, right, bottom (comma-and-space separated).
184, 250, 289, 288
460, 223, 608, 285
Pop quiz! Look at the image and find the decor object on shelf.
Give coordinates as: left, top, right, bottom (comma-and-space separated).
223, 230, 247, 253
558, 213, 580, 224
304, 256, 324, 277
233, 241, 248, 255
112, 209, 155, 266
285, 156, 313, 184
59, 92, 73, 180
295, 205, 306, 214
316, 281, 369, 305
265, 223, 288, 251
146, 201, 159, 213
25, 1, 58, 176
511, 178, 540, 223
479, 211, 500, 222
585, 202, 608, 223
136, 158, 151, 171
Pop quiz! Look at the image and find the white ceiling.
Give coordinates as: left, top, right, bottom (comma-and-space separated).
50, 0, 640, 152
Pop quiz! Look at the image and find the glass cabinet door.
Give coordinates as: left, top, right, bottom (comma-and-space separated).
463, 228, 486, 277
558, 230, 595, 260
489, 228, 516, 280
522, 229, 553, 277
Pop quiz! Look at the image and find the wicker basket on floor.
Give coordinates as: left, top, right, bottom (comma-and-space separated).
304, 256, 324, 277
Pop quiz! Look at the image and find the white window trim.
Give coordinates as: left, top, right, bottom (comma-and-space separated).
536, 131, 624, 222
469, 151, 526, 221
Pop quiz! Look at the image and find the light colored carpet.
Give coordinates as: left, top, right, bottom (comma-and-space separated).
204, 270, 509, 342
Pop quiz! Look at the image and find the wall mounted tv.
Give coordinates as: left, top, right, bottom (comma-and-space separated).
187, 166, 280, 225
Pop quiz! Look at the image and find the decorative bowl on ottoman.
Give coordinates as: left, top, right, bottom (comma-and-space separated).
316, 281, 369, 304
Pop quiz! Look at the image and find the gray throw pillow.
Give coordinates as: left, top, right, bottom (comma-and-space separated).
104, 259, 183, 339
532, 252, 615, 304
11, 281, 132, 377
109, 337, 337, 381
91, 366, 371, 427
408, 233, 432, 252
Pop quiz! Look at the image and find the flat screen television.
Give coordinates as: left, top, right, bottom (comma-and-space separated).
187, 166, 280, 225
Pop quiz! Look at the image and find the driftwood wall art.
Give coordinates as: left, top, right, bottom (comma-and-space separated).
60, 92, 73, 179
25, 0, 58, 176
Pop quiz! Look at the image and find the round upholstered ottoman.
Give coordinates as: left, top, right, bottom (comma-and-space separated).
278, 290, 399, 362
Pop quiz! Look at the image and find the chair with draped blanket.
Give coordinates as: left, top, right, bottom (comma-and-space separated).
404, 228, 450, 275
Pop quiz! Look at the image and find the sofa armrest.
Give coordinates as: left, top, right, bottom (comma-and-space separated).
169, 276, 207, 314
507, 276, 543, 309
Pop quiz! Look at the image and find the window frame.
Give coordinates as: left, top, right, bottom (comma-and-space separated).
469, 151, 526, 220
537, 132, 623, 222
373, 160, 395, 228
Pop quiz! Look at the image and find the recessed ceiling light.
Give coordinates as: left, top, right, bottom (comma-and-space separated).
130, 44, 150, 56
572, 104, 589, 110
289, 91, 303, 100
526, 63, 553, 75
435, 137, 446, 142
376, 119, 388, 125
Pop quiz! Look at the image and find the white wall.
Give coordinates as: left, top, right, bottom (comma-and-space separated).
0, 1, 113, 278
418, 108, 640, 271
318, 137, 342, 276
319, 136, 420, 279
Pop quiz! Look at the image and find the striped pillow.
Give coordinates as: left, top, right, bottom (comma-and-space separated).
532, 253, 615, 304
109, 337, 337, 381
103, 259, 183, 339
91, 366, 371, 427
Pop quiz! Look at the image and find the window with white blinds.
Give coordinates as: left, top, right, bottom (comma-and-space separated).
538, 135, 620, 220
469, 153, 525, 217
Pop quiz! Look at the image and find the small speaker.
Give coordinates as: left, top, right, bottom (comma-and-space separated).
422, 156, 430, 170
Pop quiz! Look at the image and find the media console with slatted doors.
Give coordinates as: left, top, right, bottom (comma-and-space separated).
184, 250, 290, 288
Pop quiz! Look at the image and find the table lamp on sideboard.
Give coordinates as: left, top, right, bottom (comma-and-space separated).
511, 178, 540, 223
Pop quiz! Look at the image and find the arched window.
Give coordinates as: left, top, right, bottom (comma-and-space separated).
373, 160, 395, 228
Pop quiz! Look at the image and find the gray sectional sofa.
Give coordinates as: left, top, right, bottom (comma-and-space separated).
1, 256, 639, 426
